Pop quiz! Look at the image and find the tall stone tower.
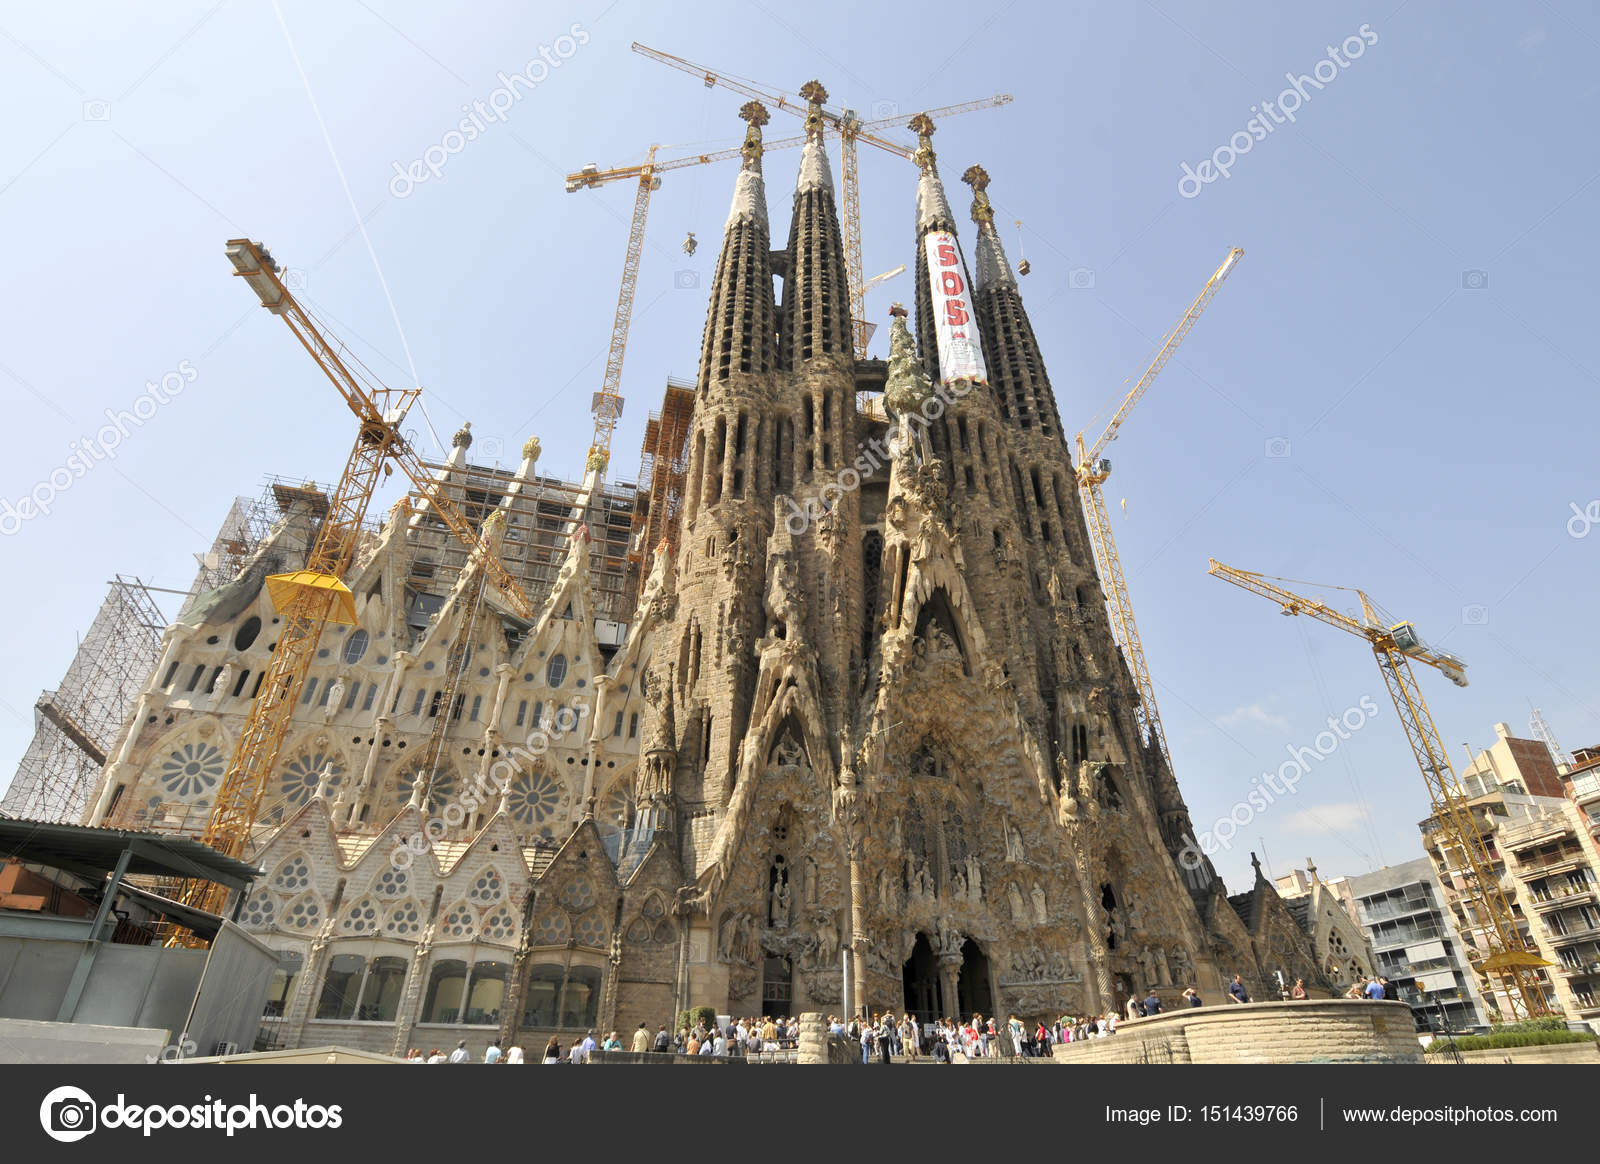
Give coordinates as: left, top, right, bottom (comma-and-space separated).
635, 103, 1232, 1023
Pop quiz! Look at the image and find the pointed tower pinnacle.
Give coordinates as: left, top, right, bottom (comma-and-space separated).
796, 80, 835, 191
910, 113, 955, 234
782, 80, 850, 364
726, 100, 769, 230
962, 164, 1016, 292
883, 303, 934, 463
962, 164, 1061, 437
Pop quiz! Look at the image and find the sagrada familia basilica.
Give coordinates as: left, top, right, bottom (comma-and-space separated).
58, 90, 1349, 1054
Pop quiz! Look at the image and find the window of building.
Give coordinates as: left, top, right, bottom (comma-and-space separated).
628, 712, 639, 740
470, 695, 482, 722
613, 711, 624, 737
411, 689, 426, 717
161, 661, 180, 690
342, 629, 369, 666
263, 950, 303, 1017
301, 677, 319, 705
547, 654, 568, 687
344, 682, 361, 710
520, 963, 603, 1029
361, 685, 377, 712
186, 664, 206, 693
234, 616, 262, 652
515, 700, 527, 728
421, 957, 509, 1025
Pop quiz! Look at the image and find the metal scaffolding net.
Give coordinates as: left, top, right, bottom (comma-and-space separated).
2, 577, 166, 822
628, 377, 696, 593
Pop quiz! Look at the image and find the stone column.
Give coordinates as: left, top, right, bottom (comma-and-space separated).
796, 1012, 829, 1064
390, 936, 435, 1057
285, 935, 331, 1051
348, 650, 414, 826
937, 954, 962, 1021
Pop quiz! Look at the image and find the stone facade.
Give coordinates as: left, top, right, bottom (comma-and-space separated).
75, 97, 1338, 1054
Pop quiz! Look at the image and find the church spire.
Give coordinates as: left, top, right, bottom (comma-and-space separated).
780, 80, 851, 365
910, 113, 956, 237
698, 101, 777, 392
909, 114, 983, 388
962, 163, 1062, 439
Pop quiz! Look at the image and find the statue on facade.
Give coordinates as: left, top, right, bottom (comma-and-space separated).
1031, 882, 1048, 926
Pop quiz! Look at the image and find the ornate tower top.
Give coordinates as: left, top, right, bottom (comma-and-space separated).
909, 113, 937, 174
738, 100, 769, 167
961, 164, 994, 225
799, 80, 828, 138
451, 421, 473, 449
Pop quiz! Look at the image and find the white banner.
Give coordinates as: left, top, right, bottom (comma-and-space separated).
923, 230, 987, 386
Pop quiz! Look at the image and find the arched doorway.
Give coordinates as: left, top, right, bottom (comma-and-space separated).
902, 933, 941, 1024
762, 955, 793, 1018
957, 939, 994, 1019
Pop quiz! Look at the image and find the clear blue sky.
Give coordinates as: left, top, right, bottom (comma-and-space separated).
1, 1, 1595, 889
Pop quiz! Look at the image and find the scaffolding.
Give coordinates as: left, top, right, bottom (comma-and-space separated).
629, 377, 696, 594
176, 496, 261, 619
404, 461, 640, 631
2, 577, 166, 822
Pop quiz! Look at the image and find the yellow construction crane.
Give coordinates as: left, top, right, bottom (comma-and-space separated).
632, 41, 1011, 358
1074, 247, 1242, 768
171, 240, 538, 934
565, 127, 807, 479
1207, 560, 1554, 1020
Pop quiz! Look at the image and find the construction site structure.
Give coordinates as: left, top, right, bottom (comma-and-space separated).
1, 577, 166, 823
1529, 706, 1574, 773
627, 376, 697, 593
1207, 561, 1555, 1020
1072, 246, 1242, 865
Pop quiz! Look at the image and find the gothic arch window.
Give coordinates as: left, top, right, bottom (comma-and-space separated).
282, 892, 323, 932
271, 853, 313, 893
439, 901, 477, 941
624, 892, 672, 944
372, 866, 409, 898
546, 654, 568, 687
339, 895, 381, 935
481, 904, 518, 942
240, 890, 277, 930
531, 911, 571, 946
468, 867, 505, 904
385, 898, 423, 938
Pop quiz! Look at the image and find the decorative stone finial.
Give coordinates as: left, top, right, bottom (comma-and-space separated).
586, 447, 609, 475
888, 302, 907, 318
962, 164, 995, 225
799, 80, 828, 137
451, 421, 473, 449
521, 435, 541, 463
909, 113, 937, 174
739, 100, 769, 166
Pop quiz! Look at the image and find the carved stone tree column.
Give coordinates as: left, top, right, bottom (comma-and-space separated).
937, 954, 962, 1021
391, 933, 435, 1057
835, 773, 868, 1019
1062, 758, 1111, 1013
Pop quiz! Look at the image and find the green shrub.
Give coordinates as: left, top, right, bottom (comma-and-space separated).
1490, 1016, 1568, 1034
1425, 1029, 1597, 1054
678, 1006, 718, 1032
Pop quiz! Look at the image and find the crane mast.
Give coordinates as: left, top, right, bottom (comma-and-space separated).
172, 240, 537, 935
1207, 560, 1554, 1020
1074, 247, 1242, 767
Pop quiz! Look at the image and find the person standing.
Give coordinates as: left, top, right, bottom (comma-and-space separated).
1143, 988, 1163, 1016
1364, 976, 1386, 1000
483, 1039, 502, 1065
505, 1045, 525, 1064
631, 1023, 651, 1053
448, 1039, 471, 1063
1291, 978, 1308, 1001
541, 1036, 562, 1064
1182, 987, 1203, 1007
1227, 974, 1251, 1004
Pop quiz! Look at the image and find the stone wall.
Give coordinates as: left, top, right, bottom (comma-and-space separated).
1050, 1000, 1420, 1064
1428, 1041, 1600, 1065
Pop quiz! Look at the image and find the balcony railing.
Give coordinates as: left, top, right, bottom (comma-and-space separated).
1530, 885, 1598, 910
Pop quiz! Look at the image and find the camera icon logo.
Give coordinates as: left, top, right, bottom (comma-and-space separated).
674, 269, 700, 290
1462, 603, 1489, 625
871, 99, 899, 120
82, 99, 111, 122
1264, 437, 1292, 458
479, 435, 504, 460
1068, 267, 1096, 290
1461, 269, 1489, 290
40, 1085, 97, 1142
282, 268, 307, 291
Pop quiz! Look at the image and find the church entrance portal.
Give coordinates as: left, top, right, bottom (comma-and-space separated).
902, 934, 995, 1023
957, 939, 994, 1019
902, 934, 941, 1024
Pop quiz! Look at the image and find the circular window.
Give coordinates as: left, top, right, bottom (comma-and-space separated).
342, 629, 369, 666
234, 616, 262, 651
546, 654, 568, 687
280, 752, 344, 808
159, 740, 227, 801
508, 771, 563, 825
394, 764, 456, 807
